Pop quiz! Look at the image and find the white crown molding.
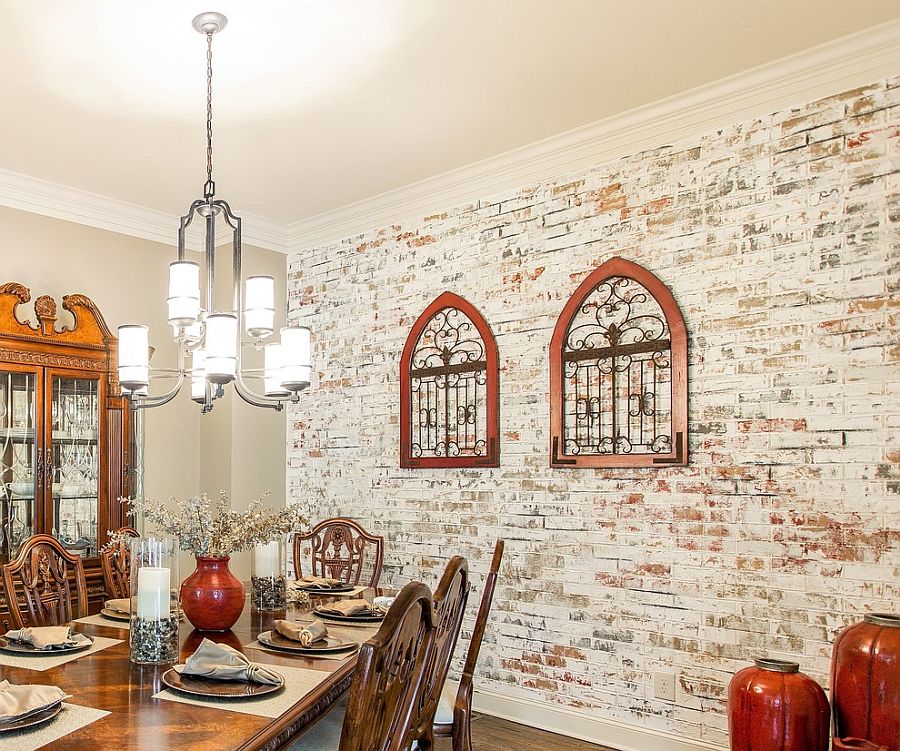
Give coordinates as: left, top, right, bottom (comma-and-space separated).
0, 167, 291, 254
287, 17, 900, 252
473, 686, 726, 751
1, 19, 898, 256
238, 211, 291, 254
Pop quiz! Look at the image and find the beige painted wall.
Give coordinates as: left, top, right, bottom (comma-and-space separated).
0, 205, 287, 578
200, 243, 289, 578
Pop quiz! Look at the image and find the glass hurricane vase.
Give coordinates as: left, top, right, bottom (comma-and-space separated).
251, 539, 286, 612
129, 537, 179, 664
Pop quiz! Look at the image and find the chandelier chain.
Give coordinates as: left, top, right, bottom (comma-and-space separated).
204, 31, 215, 199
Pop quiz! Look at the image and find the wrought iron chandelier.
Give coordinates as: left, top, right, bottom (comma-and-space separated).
117, 12, 311, 413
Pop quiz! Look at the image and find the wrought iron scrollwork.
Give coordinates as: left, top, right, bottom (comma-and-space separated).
561, 275, 672, 455
410, 307, 488, 459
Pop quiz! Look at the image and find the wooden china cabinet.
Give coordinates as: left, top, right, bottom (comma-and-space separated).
0, 283, 132, 619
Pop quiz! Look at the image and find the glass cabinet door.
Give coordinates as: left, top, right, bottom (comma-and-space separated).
0, 369, 38, 562
50, 375, 101, 558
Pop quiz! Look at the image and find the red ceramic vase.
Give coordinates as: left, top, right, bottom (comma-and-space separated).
728, 658, 829, 751
179, 555, 245, 631
831, 613, 900, 751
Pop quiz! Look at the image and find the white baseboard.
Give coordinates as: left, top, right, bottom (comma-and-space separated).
472, 687, 726, 751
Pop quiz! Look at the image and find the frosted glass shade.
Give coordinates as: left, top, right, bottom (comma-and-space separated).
279, 326, 312, 391
244, 275, 275, 338
264, 343, 289, 397
118, 325, 150, 391
205, 313, 237, 384
191, 348, 207, 402
167, 261, 201, 327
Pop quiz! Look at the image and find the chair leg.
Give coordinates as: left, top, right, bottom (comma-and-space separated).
417, 727, 436, 751
452, 715, 473, 751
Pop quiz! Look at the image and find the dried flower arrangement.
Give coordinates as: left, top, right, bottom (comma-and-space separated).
119, 492, 308, 557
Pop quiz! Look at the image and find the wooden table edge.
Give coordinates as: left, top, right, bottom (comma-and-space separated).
235, 657, 355, 751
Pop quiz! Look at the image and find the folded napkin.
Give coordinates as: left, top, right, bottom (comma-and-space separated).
104, 598, 131, 613
300, 575, 343, 589
273, 619, 328, 646
175, 638, 282, 685
316, 599, 383, 617
0, 680, 68, 724
4, 626, 91, 650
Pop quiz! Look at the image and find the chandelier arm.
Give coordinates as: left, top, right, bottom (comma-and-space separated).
177, 202, 204, 260
205, 205, 216, 313
126, 346, 187, 411
232, 213, 242, 314
233, 375, 285, 411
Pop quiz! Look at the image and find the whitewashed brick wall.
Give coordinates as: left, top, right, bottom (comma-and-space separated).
287, 77, 899, 747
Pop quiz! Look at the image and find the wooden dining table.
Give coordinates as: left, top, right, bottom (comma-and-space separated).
0, 592, 380, 750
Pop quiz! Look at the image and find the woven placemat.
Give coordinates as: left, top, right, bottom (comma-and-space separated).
0, 703, 109, 750
334, 585, 369, 598
72, 613, 130, 630
152, 663, 331, 718
0, 636, 122, 672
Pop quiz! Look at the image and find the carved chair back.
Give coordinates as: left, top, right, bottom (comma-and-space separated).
434, 539, 504, 751
1, 534, 89, 628
339, 580, 435, 751
293, 518, 384, 588
409, 556, 469, 749
100, 526, 140, 599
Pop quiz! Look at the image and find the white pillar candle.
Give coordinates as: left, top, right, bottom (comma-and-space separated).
136, 566, 171, 619
253, 541, 280, 579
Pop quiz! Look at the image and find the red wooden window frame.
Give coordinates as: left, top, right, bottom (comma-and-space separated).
400, 292, 500, 468
549, 257, 688, 468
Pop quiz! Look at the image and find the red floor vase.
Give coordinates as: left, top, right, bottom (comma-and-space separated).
831, 613, 900, 751
728, 658, 829, 751
179, 555, 245, 631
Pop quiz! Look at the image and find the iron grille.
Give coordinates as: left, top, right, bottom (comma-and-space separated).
409, 307, 488, 458
562, 275, 673, 455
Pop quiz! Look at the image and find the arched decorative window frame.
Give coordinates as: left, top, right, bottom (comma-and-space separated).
400, 292, 500, 469
550, 257, 688, 468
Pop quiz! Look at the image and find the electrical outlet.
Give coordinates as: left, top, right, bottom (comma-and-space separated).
654, 672, 676, 702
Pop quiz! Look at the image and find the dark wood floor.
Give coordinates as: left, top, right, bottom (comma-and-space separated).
434, 714, 615, 751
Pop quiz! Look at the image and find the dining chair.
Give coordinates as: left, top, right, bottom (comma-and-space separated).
1, 533, 89, 628
408, 556, 470, 750
100, 526, 140, 599
432, 539, 505, 751
293, 517, 384, 588
288, 580, 436, 751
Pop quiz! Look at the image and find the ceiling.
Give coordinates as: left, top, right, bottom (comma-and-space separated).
0, 1, 897, 225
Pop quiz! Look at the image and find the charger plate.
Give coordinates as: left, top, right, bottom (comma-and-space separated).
296, 583, 356, 594
0, 701, 63, 733
161, 669, 285, 699
312, 608, 385, 624
100, 608, 185, 622
257, 630, 358, 655
100, 608, 130, 622
0, 635, 93, 655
